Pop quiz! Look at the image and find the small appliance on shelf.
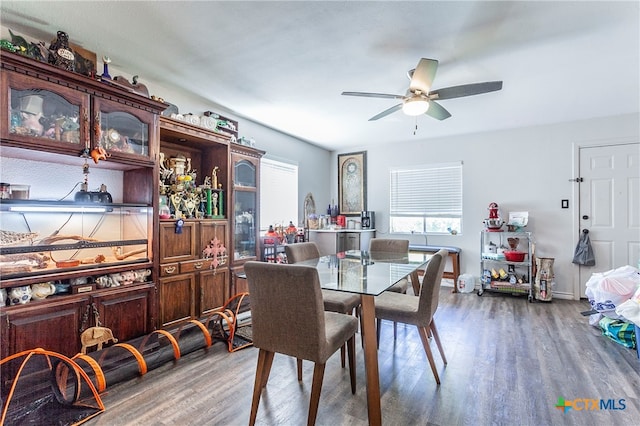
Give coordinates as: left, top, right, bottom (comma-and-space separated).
483, 202, 504, 232
361, 211, 375, 229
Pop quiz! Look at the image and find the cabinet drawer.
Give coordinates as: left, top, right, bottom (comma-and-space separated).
160, 263, 180, 277
180, 258, 213, 273
159, 221, 198, 263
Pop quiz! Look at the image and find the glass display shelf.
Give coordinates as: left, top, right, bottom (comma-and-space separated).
0, 200, 150, 280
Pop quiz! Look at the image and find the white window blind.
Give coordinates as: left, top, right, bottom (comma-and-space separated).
260, 157, 298, 230
389, 161, 463, 233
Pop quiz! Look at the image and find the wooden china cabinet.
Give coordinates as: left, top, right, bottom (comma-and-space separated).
0, 52, 164, 361
157, 116, 231, 328
229, 144, 265, 294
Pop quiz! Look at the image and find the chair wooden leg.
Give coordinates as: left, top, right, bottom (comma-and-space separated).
417, 326, 441, 385
347, 335, 356, 394
261, 350, 275, 388
308, 363, 326, 426
393, 321, 398, 340
297, 358, 303, 381
340, 344, 346, 368
250, 349, 274, 425
430, 321, 447, 364
376, 318, 382, 348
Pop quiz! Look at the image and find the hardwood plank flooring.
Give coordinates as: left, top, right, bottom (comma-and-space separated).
86, 291, 639, 426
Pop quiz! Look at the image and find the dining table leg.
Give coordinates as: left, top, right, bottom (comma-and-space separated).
360, 294, 382, 426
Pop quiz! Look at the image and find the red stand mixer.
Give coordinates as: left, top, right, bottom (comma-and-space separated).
483, 202, 504, 231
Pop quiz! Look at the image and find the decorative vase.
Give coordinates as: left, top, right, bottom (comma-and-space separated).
31, 282, 56, 300
9, 286, 32, 305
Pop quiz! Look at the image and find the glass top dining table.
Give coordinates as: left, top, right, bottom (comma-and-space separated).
296, 249, 433, 426
295, 250, 432, 296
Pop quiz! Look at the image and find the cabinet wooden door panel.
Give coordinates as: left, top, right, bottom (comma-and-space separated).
93, 284, 155, 343
232, 268, 249, 295
3, 297, 88, 358
230, 147, 264, 266
200, 221, 228, 253
199, 269, 229, 316
1, 69, 90, 154
159, 274, 196, 327
93, 97, 157, 165
159, 221, 197, 263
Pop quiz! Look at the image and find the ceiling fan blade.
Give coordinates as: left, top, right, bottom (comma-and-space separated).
342, 91, 405, 100
369, 103, 403, 121
425, 101, 451, 120
429, 81, 503, 100
409, 58, 439, 94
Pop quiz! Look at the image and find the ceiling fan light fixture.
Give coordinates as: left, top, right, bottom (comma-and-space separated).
402, 97, 429, 116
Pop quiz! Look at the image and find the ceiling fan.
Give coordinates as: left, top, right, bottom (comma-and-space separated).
342, 58, 503, 121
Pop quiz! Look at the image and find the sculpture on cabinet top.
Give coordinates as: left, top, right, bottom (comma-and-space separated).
48, 31, 75, 72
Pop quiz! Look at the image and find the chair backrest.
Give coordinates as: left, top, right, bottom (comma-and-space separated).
285, 242, 320, 263
368, 238, 409, 253
244, 261, 327, 362
417, 249, 448, 325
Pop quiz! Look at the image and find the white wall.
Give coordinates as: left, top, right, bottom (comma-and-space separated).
331, 113, 640, 299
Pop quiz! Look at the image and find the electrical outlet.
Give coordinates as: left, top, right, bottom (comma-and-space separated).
562, 199, 569, 209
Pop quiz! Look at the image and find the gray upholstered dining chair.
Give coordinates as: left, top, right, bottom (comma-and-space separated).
369, 238, 410, 339
285, 242, 362, 373
374, 249, 448, 384
244, 261, 358, 426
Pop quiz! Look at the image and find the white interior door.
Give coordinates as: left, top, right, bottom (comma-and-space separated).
578, 143, 640, 297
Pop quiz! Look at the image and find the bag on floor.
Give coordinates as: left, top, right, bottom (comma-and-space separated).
615, 284, 640, 327
598, 316, 637, 349
585, 265, 640, 319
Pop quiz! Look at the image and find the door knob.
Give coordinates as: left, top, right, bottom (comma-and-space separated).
582, 215, 589, 220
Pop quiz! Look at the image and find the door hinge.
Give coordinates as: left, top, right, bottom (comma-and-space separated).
569, 177, 584, 182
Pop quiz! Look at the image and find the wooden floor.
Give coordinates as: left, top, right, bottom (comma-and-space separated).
87, 291, 640, 426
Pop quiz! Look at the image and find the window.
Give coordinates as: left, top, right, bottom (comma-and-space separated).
389, 161, 462, 234
260, 157, 298, 231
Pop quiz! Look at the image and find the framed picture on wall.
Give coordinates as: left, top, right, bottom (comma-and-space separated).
338, 151, 367, 215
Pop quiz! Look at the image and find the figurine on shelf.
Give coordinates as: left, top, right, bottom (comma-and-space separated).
265, 225, 277, 237
90, 146, 110, 164
212, 192, 219, 216
48, 31, 75, 71
212, 166, 220, 189
285, 221, 297, 243
19, 94, 45, 136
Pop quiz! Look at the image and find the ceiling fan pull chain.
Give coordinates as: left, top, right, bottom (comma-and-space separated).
414, 117, 418, 135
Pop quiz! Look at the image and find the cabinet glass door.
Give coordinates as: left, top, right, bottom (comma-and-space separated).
94, 98, 153, 161
4, 73, 89, 151
234, 159, 256, 187
233, 190, 256, 261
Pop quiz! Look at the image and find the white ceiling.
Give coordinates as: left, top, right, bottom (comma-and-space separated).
1, 1, 638, 151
